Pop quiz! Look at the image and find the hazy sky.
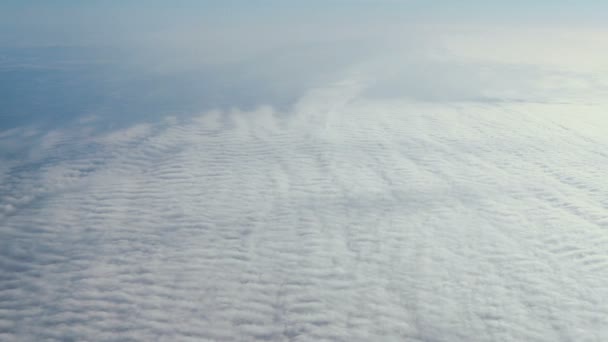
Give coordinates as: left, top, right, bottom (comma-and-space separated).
1, 1, 607, 47
2, 1, 607, 131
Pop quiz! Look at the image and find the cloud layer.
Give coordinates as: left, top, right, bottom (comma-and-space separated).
2, 73, 608, 340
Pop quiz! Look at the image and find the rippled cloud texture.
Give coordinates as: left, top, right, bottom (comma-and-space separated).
2, 1, 608, 341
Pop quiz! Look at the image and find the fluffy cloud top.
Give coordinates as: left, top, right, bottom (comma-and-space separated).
2, 71, 608, 340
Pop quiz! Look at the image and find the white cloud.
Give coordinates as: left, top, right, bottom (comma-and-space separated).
2, 67, 608, 340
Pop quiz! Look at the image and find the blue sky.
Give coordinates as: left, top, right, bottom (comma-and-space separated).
1, 1, 606, 47
1, 1, 606, 130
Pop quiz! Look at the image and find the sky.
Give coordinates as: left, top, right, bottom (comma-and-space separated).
1, 1, 608, 341
1, 0, 608, 48
1, 0, 607, 131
